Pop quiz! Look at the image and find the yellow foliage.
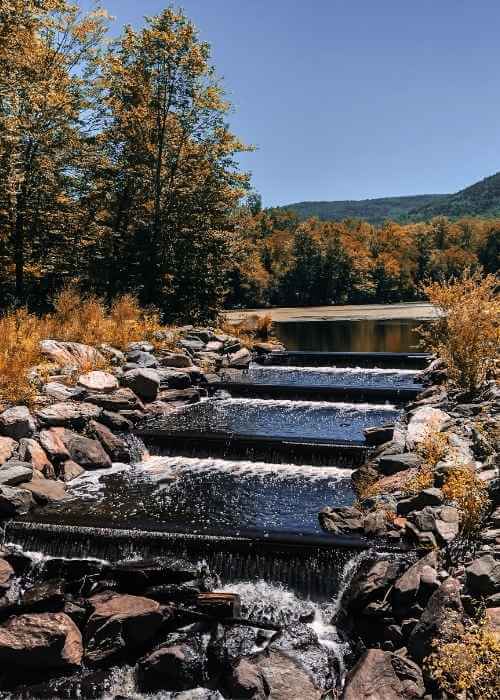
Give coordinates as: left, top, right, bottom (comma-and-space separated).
404, 464, 435, 495
219, 313, 274, 348
420, 269, 500, 391
425, 616, 500, 699
442, 464, 490, 534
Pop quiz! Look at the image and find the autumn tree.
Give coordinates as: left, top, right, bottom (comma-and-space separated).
93, 8, 250, 322
0, 0, 108, 304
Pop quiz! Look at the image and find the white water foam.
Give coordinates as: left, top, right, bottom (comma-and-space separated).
215, 397, 398, 411
140, 455, 352, 482
249, 362, 420, 376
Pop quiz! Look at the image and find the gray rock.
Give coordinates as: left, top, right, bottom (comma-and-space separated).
344, 558, 405, 612
397, 488, 443, 516
83, 388, 144, 412
57, 429, 112, 470
378, 453, 423, 476
0, 437, 17, 466
227, 348, 252, 368
99, 411, 133, 432
180, 338, 205, 352
77, 371, 118, 393
392, 551, 439, 613
342, 649, 425, 699
0, 461, 33, 486
121, 369, 160, 402
138, 633, 207, 692
40, 340, 105, 370
408, 577, 464, 663
36, 402, 101, 429
406, 407, 450, 448
363, 509, 388, 536
127, 342, 155, 354
158, 352, 192, 368
466, 555, 500, 596
88, 421, 130, 463
43, 382, 86, 402
0, 485, 33, 516
125, 350, 158, 368
364, 424, 395, 446
225, 658, 269, 700
157, 369, 192, 390
319, 505, 364, 535
0, 406, 36, 439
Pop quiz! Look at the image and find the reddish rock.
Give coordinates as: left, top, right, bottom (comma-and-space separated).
0, 437, 17, 466
77, 371, 119, 393
0, 559, 15, 593
254, 651, 321, 700
88, 421, 130, 462
0, 612, 83, 669
20, 479, 67, 504
38, 428, 71, 461
226, 657, 269, 699
18, 438, 54, 477
374, 468, 419, 493
342, 649, 424, 699
0, 485, 33, 516
485, 607, 500, 641
36, 402, 101, 429
0, 406, 36, 439
56, 429, 112, 470
85, 592, 164, 665
83, 388, 144, 412
40, 340, 105, 369
60, 460, 85, 482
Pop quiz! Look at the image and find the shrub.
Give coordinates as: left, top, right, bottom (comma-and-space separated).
219, 312, 275, 347
425, 615, 500, 699
442, 464, 490, 534
420, 269, 500, 392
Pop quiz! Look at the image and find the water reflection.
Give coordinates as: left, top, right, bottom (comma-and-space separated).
274, 318, 428, 352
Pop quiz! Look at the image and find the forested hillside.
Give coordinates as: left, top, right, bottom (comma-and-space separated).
282, 171, 500, 224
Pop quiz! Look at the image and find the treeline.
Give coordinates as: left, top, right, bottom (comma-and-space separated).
227, 207, 500, 307
0, 1, 249, 323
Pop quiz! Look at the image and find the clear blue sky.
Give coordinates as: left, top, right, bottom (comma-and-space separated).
81, 0, 500, 207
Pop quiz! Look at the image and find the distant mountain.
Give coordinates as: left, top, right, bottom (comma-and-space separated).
280, 171, 500, 224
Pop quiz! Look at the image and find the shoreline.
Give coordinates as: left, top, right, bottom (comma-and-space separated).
225, 302, 439, 324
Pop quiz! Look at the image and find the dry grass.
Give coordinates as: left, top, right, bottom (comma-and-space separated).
404, 464, 435, 495
219, 312, 274, 347
425, 615, 500, 699
420, 269, 500, 392
442, 464, 490, 534
0, 287, 172, 407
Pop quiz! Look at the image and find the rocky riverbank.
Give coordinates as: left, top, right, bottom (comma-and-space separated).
320, 359, 500, 698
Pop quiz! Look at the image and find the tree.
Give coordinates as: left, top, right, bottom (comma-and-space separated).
96, 8, 250, 321
0, 0, 108, 303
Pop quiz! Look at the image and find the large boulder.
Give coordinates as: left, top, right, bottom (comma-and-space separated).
20, 479, 67, 504
56, 429, 112, 470
466, 555, 500, 596
392, 551, 439, 614
406, 407, 449, 448
40, 340, 105, 369
83, 388, 144, 412
0, 461, 33, 487
43, 382, 85, 402
120, 369, 160, 402
88, 421, 130, 462
318, 505, 364, 535
378, 453, 423, 476
59, 460, 85, 482
125, 350, 158, 368
85, 591, 164, 665
158, 352, 192, 368
38, 428, 71, 461
408, 577, 464, 663
227, 348, 252, 369
344, 558, 406, 612
77, 371, 119, 393
0, 612, 83, 670
0, 406, 36, 439
36, 402, 101, 429
253, 650, 322, 700
0, 485, 33, 516
157, 369, 192, 390
342, 649, 424, 699
20, 580, 66, 614
224, 657, 269, 699
18, 438, 54, 477
138, 633, 207, 692
0, 437, 17, 466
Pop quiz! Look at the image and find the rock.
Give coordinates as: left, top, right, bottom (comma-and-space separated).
0, 612, 83, 669
0, 461, 33, 486
127, 342, 155, 353
157, 369, 192, 390
408, 577, 464, 663
392, 552, 438, 614
0, 485, 33, 516
40, 339, 105, 369
406, 407, 449, 448
0, 559, 14, 594
125, 350, 158, 368
205, 340, 224, 353
227, 347, 252, 368
121, 368, 160, 402
85, 591, 164, 665
253, 650, 321, 700
370, 468, 419, 494
225, 658, 270, 700
99, 344, 126, 365
180, 338, 205, 353
20, 479, 67, 504
485, 607, 500, 641
158, 388, 200, 404
43, 381, 86, 402
378, 453, 423, 476
158, 352, 192, 368
78, 371, 119, 393
196, 592, 241, 618
342, 649, 425, 699
364, 424, 395, 446
38, 428, 71, 461
18, 438, 54, 476
0, 406, 36, 439
60, 460, 85, 482
57, 428, 112, 470
109, 557, 200, 591
36, 401, 101, 428
88, 421, 130, 462
144, 582, 203, 604
397, 488, 444, 516
99, 410, 133, 432
0, 437, 17, 466
20, 580, 65, 613
345, 558, 405, 612
139, 634, 207, 692
318, 505, 364, 535
363, 509, 388, 536
84, 388, 144, 412
466, 555, 500, 596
